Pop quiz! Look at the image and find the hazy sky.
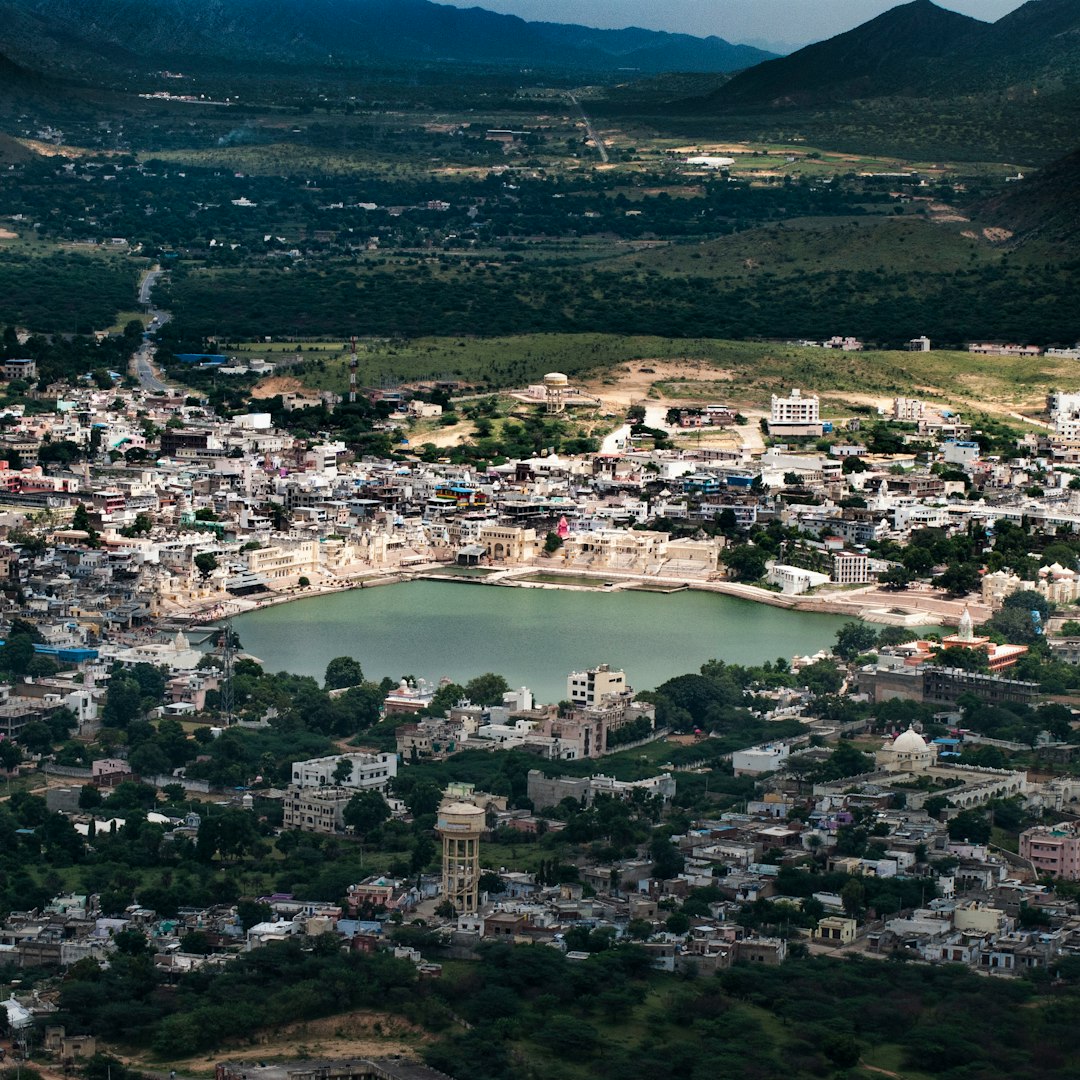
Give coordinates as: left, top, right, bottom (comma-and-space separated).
437, 0, 1029, 50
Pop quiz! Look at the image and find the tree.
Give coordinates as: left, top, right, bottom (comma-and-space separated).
834, 622, 878, 660
0, 634, 35, 679
934, 562, 981, 597
324, 656, 365, 690
102, 677, 144, 729
800, 659, 843, 696
343, 790, 391, 835
543, 531, 563, 555
332, 757, 353, 785
840, 878, 865, 917
72, 503, 92, 531
722, 543, 767, 582
194, 552, 218, 580
465, 672, 510, 706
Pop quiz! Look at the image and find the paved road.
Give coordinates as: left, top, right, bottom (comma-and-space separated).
567, 92, 608, 163
133, 268, 172, 391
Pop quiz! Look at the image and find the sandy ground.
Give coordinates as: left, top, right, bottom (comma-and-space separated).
122, 1011, 431, 1074
0, 228, 17, 239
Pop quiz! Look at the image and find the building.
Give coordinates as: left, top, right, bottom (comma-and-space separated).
814, 917, 858, 945
832, 552, 871, 585
1019, 823, 1080, 880
282, 786, 352, 834
876, 727, 937, 773
291, 752, 396, 792
437, 801, 485, 915
567, 664, 625, 708
526, 769, 675, 809
768, 389, 823, 437
2, 358, 37, 381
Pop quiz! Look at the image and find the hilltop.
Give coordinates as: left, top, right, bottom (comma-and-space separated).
701, 0, 985, 107
688, 0, 1080, 109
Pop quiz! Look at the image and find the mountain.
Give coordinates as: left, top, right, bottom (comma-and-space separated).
965, 0, 1080, 87
695, 0, 987, 108
690, 0, 1080, 110
978, 147, 1080, 246
0, 0, 775, 75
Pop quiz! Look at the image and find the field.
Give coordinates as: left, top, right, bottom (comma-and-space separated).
229, 332, 1078, 426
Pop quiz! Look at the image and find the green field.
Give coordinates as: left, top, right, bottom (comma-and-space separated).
229, 332, 1078, 415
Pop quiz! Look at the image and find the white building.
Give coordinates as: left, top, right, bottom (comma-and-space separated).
769, 389, 823, 437
567, 664, 626, 708
732, 743, 791, 776
291, 751, 397, 792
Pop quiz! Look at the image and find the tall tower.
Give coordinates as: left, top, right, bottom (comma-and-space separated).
543, 371, 568, 415
349, 336, 358, 403
437, 801, 485, 915
218, 617, 235, 725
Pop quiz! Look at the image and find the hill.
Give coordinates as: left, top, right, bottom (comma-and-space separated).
0, 0, 774, 75
978, 147, 1080, 247
690, 0, 1080, 110
694, 0, 988, 107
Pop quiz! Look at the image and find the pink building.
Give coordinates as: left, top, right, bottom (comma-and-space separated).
1019, 823, 1080, 879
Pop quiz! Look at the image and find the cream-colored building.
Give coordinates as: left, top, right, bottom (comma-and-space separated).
814, 916, 858, 945
245, 541, 320, 581
478, 524, 537, 563
437, 801, 485, 915
876, 727, 937, 773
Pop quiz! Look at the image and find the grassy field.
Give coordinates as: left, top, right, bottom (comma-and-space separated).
232, 331, 1077, 417
610, 216, 1002, 279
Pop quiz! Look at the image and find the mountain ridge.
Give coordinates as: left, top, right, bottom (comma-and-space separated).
0, 0, 776, 75
689, 0, 1080, 111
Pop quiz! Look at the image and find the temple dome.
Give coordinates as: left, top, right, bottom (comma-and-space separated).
892, 728, 927, 753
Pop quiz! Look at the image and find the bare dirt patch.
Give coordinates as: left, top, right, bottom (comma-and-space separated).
129, 1010, 432, 1072
581, 359, 734, 410
0, 228, 17, 239
250, 375, 308, 398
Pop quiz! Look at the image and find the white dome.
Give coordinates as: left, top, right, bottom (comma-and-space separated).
892, 728, 927, 753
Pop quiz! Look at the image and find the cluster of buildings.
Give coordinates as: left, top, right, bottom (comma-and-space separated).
395, 665, 656, 762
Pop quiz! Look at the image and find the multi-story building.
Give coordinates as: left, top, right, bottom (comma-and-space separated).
768, 389, 823, 437
282, 786, 352, 834
1019, 823, 1080, 880
567, 664, 625, 708
290, 752, 397, 792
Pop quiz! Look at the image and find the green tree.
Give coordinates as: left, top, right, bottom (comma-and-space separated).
343, 790, 391, 835
840, 878, 865, 917
465, 672, 511, 706
324, 655, 365, 690
194, 552, 218, 580
834, 622, 878, 659
722, 543, 768, 582
543, 531, 563, 554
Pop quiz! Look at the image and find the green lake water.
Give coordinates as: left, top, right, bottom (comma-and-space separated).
232, 581, 850, 703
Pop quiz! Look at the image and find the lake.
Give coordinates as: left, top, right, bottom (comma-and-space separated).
231, 580, 851, 702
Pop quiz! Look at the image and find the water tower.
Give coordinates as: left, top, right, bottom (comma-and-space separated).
543, 371, 568, 414
437, 801, 486, 915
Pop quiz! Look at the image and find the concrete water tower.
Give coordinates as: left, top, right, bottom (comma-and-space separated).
544, 371, 568, 414
437, 801, 486, 915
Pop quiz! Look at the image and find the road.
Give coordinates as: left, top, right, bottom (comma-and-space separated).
133, 268, 172, 392
566, 92, 609, 164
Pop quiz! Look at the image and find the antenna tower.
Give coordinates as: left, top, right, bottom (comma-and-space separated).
219, 618, 235, 725
349, 336, 358, 403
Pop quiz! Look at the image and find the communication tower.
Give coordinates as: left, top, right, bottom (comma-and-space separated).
349, 336, 358, 403
218, 617, 235, 725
